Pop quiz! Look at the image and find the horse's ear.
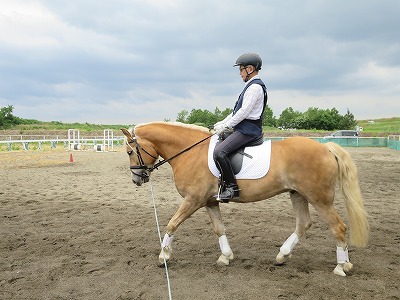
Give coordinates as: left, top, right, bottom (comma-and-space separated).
121, 128, 132, 139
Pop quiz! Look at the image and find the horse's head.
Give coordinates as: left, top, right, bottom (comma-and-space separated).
121, 128, 159, 186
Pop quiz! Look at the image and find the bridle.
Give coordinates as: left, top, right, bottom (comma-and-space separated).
126, 136, 157, 183
126, 131, 215, 183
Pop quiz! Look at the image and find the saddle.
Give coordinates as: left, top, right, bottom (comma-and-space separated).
216, 132, 264, 175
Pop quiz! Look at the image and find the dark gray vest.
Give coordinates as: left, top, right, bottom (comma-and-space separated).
233, 79, 268, 137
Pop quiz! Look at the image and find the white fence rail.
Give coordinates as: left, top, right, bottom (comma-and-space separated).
0, 129, 125, 151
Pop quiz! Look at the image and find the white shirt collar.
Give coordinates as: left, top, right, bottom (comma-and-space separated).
245, 74, 260, 86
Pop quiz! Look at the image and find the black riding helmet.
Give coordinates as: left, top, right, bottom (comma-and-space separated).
233, 53, 262, 70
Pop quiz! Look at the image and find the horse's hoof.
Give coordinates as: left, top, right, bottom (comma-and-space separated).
217, 253, 234, 266
333, 264, 347, 276
158, 247, 172, 265
343, 262, 353, 272
275, 251, 292, 265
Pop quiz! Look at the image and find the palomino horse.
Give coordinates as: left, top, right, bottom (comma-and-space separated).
121, 122, 369, 276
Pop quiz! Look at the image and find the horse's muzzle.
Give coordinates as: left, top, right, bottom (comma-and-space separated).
130, 169, 150, 186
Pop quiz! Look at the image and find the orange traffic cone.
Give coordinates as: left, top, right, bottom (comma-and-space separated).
69, 153, 74, 163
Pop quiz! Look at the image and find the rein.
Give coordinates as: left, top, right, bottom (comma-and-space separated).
127, 132, 215, 173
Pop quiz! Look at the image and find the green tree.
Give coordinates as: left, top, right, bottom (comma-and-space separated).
277, 107, 302, 128
0, 105, 21, 129
176, 107, 233, 126
220, 108, 233, 120
176, 110, 189, 123
338, 109, 357, 130
302, 107, 339, 130
177, 105, 357, 131
186, 109, 216, 127
278, 106, 357, 130
213, 107, 222, 120
303, 107, 319, 129
262, 105, 276, 127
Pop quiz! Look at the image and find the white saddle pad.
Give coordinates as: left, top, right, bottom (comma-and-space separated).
208, 135, 272, 179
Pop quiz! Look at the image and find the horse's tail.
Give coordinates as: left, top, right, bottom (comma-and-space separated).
325, 142, 369, 247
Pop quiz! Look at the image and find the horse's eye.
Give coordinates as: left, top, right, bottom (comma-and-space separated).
127, 150, 133, 156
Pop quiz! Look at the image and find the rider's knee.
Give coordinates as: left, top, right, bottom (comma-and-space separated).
214, 150, 228, 162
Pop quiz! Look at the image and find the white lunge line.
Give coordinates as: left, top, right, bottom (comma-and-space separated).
149, 182, 173, 300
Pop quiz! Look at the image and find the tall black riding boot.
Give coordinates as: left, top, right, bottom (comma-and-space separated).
214, 151, 240, 202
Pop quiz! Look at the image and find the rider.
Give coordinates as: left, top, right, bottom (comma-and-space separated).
213, 53, 268, 201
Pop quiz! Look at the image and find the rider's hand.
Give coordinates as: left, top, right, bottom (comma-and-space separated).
214, 123, 228, 135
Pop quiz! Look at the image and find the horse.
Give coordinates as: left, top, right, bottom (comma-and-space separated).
121, 121, 369, 277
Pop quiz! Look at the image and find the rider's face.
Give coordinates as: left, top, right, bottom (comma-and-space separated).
239, 65, 254, 82
239, 66, 248, 81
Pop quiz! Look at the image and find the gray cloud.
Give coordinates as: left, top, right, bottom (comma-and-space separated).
1, 0, 399, 124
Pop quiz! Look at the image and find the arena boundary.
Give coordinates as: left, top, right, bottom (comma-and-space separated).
1, 133, 399, 151
265, 136, 400, 150
0, 129, 124, 152
387, 135, 400, 150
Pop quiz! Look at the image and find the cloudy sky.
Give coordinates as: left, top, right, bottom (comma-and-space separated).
1, 0, 399, 125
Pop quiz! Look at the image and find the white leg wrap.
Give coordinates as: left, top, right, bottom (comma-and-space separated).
219, 235, 232, 257
162, 233, 174, 248
280, 232, 299, 255
336, 246, 349, 264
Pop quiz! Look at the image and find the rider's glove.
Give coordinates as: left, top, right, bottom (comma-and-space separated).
214, 123, 229, 135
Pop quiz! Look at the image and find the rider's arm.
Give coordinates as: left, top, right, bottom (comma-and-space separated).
215, 113, 233, 127
225, 84, 264, 128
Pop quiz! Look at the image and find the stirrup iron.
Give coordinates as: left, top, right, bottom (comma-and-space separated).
215, 185, 240, 203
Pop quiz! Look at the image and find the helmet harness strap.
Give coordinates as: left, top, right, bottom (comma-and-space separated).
244, 65, 255, 82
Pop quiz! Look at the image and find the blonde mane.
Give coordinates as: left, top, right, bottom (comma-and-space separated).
135, 121, 210, 134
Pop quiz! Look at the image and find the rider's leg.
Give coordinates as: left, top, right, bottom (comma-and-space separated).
213, 131, 255, 201
214, 151, 239, 200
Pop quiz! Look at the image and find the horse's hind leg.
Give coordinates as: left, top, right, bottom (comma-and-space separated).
276, 191, 312, 264
313, 204, 352, 276
205, 203, 234, 266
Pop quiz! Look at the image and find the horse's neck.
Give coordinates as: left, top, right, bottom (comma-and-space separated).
140, 125, 208, 159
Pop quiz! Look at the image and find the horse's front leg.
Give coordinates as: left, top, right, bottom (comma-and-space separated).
158, 199, 202, 265
276, 192, 311, 265
205, 203, 234, 266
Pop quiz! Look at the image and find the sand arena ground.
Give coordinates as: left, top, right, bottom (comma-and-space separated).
0, 146, 399, 299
